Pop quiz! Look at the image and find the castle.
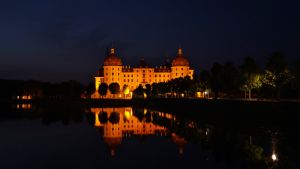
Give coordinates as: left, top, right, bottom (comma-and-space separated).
92, 47, 194, 98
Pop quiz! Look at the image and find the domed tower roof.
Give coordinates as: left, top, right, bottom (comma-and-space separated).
103, 47, 123, 66
171, 48, 189, 67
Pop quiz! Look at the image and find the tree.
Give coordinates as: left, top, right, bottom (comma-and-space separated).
291, 59, 300, 99
240, 74, 262, 99
199, 70, 210, 92
223, 62, 239, 97
264, 52, 292, 99
98, 83, 108, 98
210, 62, 223, 99
109, 83, 120, 98
133, 84, 144, 97
145, 84, 152, 97
240, 57, 261, 99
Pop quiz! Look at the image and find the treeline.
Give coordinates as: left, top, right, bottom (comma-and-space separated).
95, 52, 300, 100
0, 79, 84, 99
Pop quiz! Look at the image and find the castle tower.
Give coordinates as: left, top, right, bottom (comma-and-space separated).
171, 47, 193, 79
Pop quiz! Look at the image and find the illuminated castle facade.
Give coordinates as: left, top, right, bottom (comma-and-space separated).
92, 47, 194, 98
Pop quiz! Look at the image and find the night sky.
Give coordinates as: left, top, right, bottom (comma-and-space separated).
1, 0, 300, 84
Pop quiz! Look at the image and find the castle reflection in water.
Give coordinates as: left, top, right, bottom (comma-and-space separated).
90, 107, 190, 156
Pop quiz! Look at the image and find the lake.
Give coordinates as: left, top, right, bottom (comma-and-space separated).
0, 103, 297, 169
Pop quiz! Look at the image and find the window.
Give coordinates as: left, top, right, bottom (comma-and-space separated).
181, 73, 183, 76
155, 75, 157, 77
163, 75, 165, 77
124, 75, 126, 77
112, 73, 114, 75
159, 75, 161, 77
181, 68, 183, 70
131, 79, 133, 82
131, 75, 133, 77
127, 75, 129, 77
124, 79, 126, 82
143, 70, 145, 72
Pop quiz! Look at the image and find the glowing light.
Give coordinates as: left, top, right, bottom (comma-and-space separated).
271, 153, 278, 161
204, 91, 208, 95
124, 110, 131, 120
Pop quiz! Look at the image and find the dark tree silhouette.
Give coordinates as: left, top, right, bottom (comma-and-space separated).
109, 83, 120, 98
133, 84, 144, 97
292, 59, 300, 99
210, 62, 223, 99
98, 83, 108, 98
223, 62, 239, 97
263, 52, 292, 99
145, 84, 152, 96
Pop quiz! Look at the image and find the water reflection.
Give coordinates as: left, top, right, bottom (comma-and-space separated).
86, 107, 293, 169
90, 107, 173, 156
89, 107, 214, 156
0, 104, 295, 169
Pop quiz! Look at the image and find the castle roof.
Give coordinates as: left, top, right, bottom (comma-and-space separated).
103, 48, 122, 66
171, 48, 189, 67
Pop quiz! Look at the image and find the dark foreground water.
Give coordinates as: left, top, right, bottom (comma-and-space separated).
0, 104, 297, 169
